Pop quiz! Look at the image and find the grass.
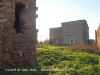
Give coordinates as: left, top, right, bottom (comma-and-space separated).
37, 44, 100, 75
0, 44, 100, 75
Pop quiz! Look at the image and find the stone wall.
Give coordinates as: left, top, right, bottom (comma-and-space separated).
49, 20, 89, 45
96, 25, 100, 49
0, 0, 37, 69
49, 27, 62, 44
62, 20, 89, 44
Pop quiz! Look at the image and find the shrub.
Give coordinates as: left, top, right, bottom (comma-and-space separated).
87, 42, 98, 51
70, 42, 98, 52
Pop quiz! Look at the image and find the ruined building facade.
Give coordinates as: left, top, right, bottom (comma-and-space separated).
95, 24, 100, 49
0, 0, 37, 69
50, 20, 89, 45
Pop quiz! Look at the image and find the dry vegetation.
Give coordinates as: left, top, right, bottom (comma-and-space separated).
70, 42, 98, 52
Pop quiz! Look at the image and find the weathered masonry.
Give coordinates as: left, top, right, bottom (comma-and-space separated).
0, 0, 38, 69
95, 24, 100, 49
50, 20, 89, 45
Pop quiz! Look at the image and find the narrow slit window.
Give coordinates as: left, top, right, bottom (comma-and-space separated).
0, 0, 3, 8
14, 2, 26, 34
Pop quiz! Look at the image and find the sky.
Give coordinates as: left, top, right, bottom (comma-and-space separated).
36, 0, 100, 41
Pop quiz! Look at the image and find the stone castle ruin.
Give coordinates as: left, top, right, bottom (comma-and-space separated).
95, 24, 100, 49
0, 0, 37, 69
50, 20, 89, 45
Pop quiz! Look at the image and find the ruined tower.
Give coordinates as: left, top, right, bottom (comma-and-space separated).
0, 0, 37, 69
96, 24, 100, 49
50, 20, 89, 45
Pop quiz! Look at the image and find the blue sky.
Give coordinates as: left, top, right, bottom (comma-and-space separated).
36, 0, 100, 41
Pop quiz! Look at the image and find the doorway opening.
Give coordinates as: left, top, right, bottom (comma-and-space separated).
70, 39, 74, 44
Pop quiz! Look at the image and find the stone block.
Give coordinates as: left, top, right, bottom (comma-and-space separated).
17, 38, 22, 43
22, 35, 28, 38
11, 2, 15, 9
4, 25, 10, 29
25, 38, 30, 43
20, 39, 25, 43
10, 29, 16, 34
12, 63, 16, 67
21, 46, 27, 51
8, 60, 13, 64
0, 62, 2, 69
3, 48, 9, 53
19, 57, 25, 62
13, 51, 19, 54
14, 59, 19, 63
13, 55, 18, 59
0, 53, 2, 58
4, 54, 12, 60
2, 29, 8, 33
16, 34, 22, 37
14, 46, 19, 51
23, 53, 26, 56
17, 62, 23, 66
0, 35, 2, 38
7, 34, 13, 38
8, 46, 14, 52
27, 52, 31, 56
2, 44, 10, 48
12, 38, 17, 43
0, 40, 2, 44
2, 38, 6, 44
7, 39, 12, 43
25, 56, 28, 61
0, 46, 2, 52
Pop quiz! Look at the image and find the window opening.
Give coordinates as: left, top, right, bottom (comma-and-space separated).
14, 2, 25, 34
67, 25, 70, 28
0, 0, 3, 8
0, 5, 2, 8
68, 32, 70, 36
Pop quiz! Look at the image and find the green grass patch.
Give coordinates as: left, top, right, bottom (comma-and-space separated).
37, 44, 100, 75
1, 44, 100, 75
